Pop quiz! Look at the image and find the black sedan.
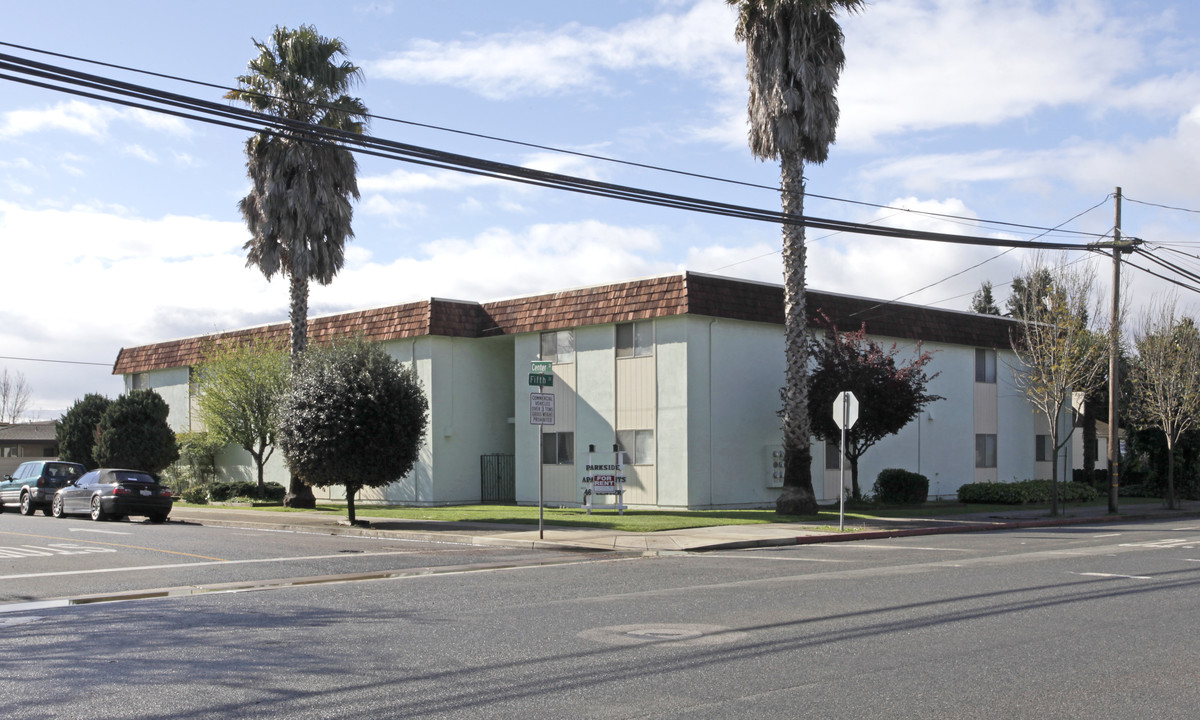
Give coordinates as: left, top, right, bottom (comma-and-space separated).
51, 468, 174, 523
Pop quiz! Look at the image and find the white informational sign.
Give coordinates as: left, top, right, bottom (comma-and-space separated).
583, 446, 627, 514
530, 392, 555, 425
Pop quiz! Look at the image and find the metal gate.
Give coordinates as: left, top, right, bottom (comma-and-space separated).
480, 453, 515, 503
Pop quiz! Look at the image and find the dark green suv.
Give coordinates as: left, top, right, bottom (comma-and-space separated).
0, 460, 87, 516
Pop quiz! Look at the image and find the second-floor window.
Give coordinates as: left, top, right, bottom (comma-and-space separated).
616, 321, 654, 358
975, 348, 997, 383
540, 330, 575, 364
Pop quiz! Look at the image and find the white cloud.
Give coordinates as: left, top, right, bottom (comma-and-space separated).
0, 100, 192, 140
367, 0, 737, 99
862, 104, 1200, 204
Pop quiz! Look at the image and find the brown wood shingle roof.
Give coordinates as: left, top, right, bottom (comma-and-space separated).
113, 272, 1018, 374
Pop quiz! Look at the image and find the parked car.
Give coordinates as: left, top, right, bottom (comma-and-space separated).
51, 468, 174, 523
0, 460, 86, 516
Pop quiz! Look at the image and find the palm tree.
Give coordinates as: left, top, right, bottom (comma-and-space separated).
227, 25, 368, 507
727, 0, 864, 516
227, 25, 368, 364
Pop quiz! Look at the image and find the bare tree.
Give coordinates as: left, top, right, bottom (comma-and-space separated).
0, 369, 33, 423
1008, 256, 1108, 516
1128, 299, 1200, 509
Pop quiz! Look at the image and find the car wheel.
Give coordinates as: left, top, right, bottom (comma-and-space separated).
90, 496, 108, 522
148, 512, 169, 524
19, 493, 35, 516
51, 495, 66, 519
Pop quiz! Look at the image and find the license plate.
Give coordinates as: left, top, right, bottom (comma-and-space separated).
140, 489, 152, 496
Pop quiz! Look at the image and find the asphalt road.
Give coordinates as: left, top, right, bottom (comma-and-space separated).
0, 513, 594, 604
3, 516, 1200, 719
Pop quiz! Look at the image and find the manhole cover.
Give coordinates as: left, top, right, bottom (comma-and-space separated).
578, 623, 747, 647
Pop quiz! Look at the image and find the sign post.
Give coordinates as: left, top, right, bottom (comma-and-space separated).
833, 391, 859, 531
529, 361, 555, 539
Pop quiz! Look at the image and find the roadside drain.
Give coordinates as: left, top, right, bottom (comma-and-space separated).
578, 623, 747, 647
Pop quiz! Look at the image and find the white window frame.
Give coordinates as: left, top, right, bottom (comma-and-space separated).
541, 431, 574, 465
975, 348, 997, 384
616, 320, 654, 359
975, 433, 997, 468
540, 330, 575, 364
617, 429, 655, 465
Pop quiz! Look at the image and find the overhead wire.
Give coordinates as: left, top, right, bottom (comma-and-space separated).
0, 49, 1110, 252
0, 39, 1112, 242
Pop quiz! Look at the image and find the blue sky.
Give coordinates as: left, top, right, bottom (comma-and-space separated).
5, 0, 1200, 419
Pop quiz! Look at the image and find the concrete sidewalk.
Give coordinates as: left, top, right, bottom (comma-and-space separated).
166, 500, 1200, 555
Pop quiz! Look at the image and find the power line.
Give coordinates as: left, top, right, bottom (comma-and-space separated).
0, 50, 1111, 253
0, 355, 112, 367
0, 40, 1112, 242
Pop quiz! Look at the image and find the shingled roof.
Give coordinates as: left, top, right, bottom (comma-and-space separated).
113, 272, 1019, 375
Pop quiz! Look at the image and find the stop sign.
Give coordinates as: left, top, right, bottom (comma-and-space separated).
833, 391, 859, 430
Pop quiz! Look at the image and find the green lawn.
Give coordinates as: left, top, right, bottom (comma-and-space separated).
176, 496, 1171, 534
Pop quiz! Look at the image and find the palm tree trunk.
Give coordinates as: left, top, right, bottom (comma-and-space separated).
288, 272, 309, 368
776, 151, 818, 516
284, 270, 317, 509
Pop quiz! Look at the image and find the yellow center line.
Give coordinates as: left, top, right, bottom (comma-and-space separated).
0, 529, 228, 561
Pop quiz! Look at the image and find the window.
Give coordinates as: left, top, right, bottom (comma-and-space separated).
541, 431, 574, 465
1036, 434, 1053, 463
975, 434, 997, 468
975, 349, 996, 383
617, 429, 655, 465
131, 372, 149, 390
540, 331, 575, 364
825, 439, 843, 470
616, 321, 654, 358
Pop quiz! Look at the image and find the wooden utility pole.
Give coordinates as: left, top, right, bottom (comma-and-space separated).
1107, 188, 1122, 514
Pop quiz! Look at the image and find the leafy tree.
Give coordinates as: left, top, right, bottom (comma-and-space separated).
1008, 258, 1107, 516
1127, 303, 1200, 509
194, 341, 289, 498
277, 338, 428, 524
226, 24, 369, 508
94, 390, 180, 474
1005, 266, 1054, 318
57, 393, 112, 469
807, 317, 942, 500
727, 0, 865, 516
970, 281, 1001, 315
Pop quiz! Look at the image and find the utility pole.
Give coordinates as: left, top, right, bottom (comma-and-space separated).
1103, 187, 1138, 514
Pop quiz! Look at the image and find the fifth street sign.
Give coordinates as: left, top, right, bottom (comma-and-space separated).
833, 391, 859, 430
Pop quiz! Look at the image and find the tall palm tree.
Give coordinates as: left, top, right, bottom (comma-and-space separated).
727, 0, 864, 515
227, 25, 368, 507
227, 24, 368, 365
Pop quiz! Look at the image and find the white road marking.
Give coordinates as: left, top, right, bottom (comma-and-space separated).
828, 544, 974, 552
1073, 572, 1153, 580
0, 549, 420, 580
68, 528, 132, 535
1091, 533, 1121, 538
1120, 538, 1200, 548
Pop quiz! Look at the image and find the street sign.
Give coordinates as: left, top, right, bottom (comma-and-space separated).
530, 392, 555, 425
531, 361, 553, 375
833, 391, 859, 430
528, 373, 553, 387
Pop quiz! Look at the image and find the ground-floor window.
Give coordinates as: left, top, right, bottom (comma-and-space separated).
1035, 434, 1052, 463
541, 431, 574, 465
824, 439, 842, 470
975, 433, 997, 468
617, 429, 655, 465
